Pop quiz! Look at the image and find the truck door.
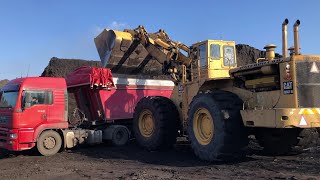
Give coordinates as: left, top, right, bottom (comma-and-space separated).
21, 90, 51, 128
19, 90, 52, 143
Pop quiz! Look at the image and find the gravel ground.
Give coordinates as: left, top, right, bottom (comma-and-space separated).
1, 140, 320, 180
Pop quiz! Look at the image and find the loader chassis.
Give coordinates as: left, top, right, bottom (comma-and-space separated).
173, 55, 320, 131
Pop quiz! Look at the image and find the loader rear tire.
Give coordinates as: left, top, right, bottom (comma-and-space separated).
133, 96, 179, 150
187, 91, 248, 162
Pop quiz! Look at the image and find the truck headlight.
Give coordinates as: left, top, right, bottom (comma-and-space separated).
9, 133, 17, 139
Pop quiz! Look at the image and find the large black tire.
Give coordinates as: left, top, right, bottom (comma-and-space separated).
255, 128, 319, 155
111, 126, 130, 146
133, 96, 180, 151
187, 91, 248, 161
37, 130, 62, 156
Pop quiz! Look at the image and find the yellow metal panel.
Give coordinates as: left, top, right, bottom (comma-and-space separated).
275, 108, 320, 128
245, 76, 277, 89
241, 109, 276, 128
276, 61, 297, 108
208, 69, 230, 79
241, 108, 320, 128
298, 108, 320, 114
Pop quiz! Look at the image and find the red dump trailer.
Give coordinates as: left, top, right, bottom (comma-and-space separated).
0, 66, 174, 156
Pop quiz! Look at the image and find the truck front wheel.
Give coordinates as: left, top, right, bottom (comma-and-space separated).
37, 130, 62, 156
133, 96, 179, 150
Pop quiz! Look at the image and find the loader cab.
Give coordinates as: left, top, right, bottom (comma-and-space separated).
192, 40, 237, 80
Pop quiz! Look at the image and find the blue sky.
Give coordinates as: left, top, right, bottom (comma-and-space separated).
0, 0, 320, 80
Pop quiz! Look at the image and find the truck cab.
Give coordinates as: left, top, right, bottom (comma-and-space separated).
0, 77, 68, 151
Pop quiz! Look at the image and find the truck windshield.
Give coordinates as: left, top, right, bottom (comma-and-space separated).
0, 91, 18, 108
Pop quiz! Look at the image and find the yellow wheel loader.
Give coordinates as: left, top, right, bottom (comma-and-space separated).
94, 19, 320, 161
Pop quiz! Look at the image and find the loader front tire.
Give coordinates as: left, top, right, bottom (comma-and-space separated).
187, 91, 248, 161
133, 96, 179, 150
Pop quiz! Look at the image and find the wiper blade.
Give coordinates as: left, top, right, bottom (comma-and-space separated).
0, 106, 12, 108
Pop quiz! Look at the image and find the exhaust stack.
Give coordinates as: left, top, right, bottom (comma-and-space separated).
282, 19, 289, 58
293, 20, 301, 55
264, 44, 277, 60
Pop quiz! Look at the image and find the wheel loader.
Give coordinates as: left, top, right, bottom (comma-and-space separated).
94, 19, 320, 161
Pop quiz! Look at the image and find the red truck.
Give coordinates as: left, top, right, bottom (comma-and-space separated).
0, 66, 175, 156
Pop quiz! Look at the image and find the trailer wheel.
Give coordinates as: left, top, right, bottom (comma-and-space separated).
133, 96, 179, 150
255, 128, 319, 155
37, 130, 62, 156
187, 91, 248, 161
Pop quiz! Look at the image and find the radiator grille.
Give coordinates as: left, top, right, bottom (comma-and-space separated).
296, 61, 320, 107
0, 130, 8, 144
0, 116, 10, 124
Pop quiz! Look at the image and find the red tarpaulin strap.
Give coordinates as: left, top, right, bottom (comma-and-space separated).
90, 68, 115, 89
66, 66, 115, 89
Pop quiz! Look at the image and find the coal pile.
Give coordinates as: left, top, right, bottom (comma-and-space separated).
41, 57, 101, 78
0, 79, 9, 88
236, 44, 282, 66
42, 44, 275, 78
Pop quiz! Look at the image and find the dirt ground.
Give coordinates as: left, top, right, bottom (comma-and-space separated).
1, 139, 320, 180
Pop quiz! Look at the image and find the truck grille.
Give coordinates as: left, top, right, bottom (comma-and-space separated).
0, 116, 10, 124
0, 130, 8, 144
296, 61, 320, 107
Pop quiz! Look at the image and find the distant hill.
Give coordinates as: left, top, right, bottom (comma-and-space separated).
0, 79, 9, 88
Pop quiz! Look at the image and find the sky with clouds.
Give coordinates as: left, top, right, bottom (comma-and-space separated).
0, 0, 320, 80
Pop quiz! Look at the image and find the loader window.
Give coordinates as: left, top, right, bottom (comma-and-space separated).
199, 44, 207, 67
210, 44, 220, 60
22, 90, 53, 108
223, 46, 235, 67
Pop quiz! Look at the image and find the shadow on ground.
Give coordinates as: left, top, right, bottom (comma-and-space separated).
65, 139, 256, 167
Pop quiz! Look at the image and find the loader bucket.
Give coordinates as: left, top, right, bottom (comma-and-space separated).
94, 29, 163, 76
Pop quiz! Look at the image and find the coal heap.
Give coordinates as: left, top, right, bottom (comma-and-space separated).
41, 44, 277, 77
236, 44, 282, 66
0, 79, 9, 88
41, 57, 101, 78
